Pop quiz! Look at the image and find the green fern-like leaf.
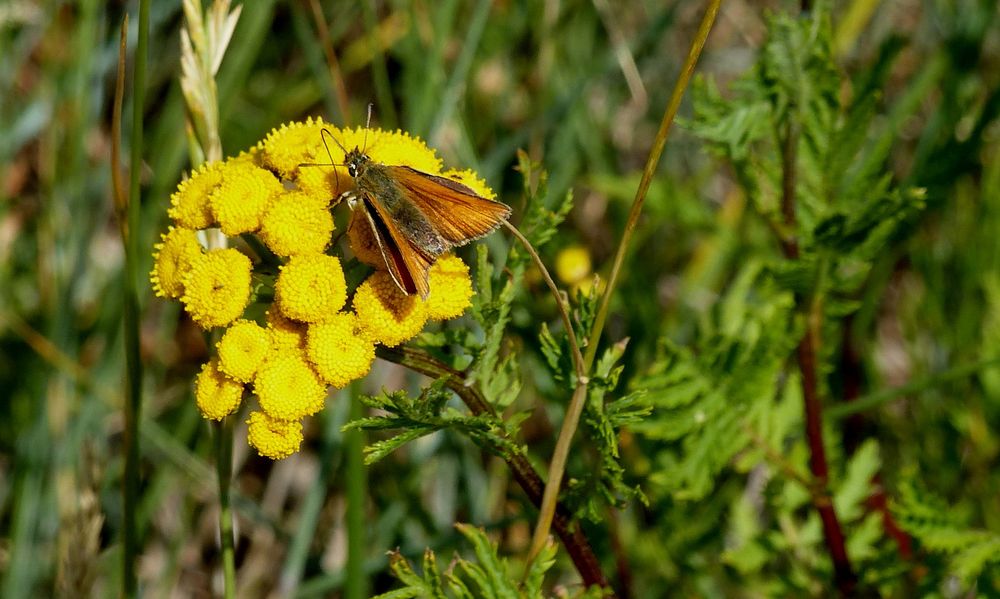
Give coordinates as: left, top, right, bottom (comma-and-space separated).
345, 382, 523, 465
372, 524, 564, 599
512, 149, 574, 256
634, 263, 799, 500
893, 480, 1000, 585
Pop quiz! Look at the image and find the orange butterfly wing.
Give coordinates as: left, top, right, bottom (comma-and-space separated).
358, 192, 435, 297
387, 166, 512, 246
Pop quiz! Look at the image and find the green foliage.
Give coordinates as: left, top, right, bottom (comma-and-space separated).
467, 244, 521, 409
511, 150, 575, 257
689, 6, 924, 302
633, 262, 798, 500
372, 524, 568, 599
567, 338, 650, 521
344, 380, 523, 465
6, 0, 1000, 596
716, 439, 888, 594
893, 481, 1000, 589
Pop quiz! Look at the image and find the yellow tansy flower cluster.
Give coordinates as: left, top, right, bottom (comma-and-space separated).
152, 120, 494, 460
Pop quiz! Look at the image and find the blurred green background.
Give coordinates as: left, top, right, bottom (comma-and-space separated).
3, 0, 1000, 596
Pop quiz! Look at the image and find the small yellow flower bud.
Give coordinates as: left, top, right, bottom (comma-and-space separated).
209, 161, 284, 236
195, 359, 244, 421
555, 245, 592, 286
150, 227, 203, 299
265, 309, 307, 352
254, 350, 327, 421
353, 271, 428, 347
426, 255, 474, 320
168, 161, 223, 229
275, 254, 348, 323
306, 312, 376, 388
216, 320, 271, 383
259, 117, 328, 179
258, 191, 334, 257
246, 411, 303, 460
181, 248, 253, 330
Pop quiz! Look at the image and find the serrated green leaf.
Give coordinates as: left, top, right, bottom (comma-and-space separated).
833, 439, 880, 521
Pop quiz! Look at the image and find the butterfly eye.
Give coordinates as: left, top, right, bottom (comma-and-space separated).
348, 164, 357, 177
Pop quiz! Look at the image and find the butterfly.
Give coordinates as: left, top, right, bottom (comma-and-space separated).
321, 125, 511, 298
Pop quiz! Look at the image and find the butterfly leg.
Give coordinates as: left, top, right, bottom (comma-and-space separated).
335, 190, 359, 210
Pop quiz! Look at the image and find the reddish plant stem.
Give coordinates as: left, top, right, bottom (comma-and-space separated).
780, 121, 857, 595
840, 319, 914, 560
375, 346, 611, 591
798, 326, 856, 594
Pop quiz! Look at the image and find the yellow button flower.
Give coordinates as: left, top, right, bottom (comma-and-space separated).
353, 270, 428, 346
259, 117, 329, 179
426, 255, 474, 320
258, 191, 334, 257
246, 411, 303, 460
275, 254, 347, 323
265, 309, 307, 351
216, 319, 271, 383
168, 161, 223, 229
332, 126, 443, 174
296, 163, 340, 204
440, 168, 497, 200
229, 147, 262, 166
254, 350, 327, 420
306, 312, 376, 388
209, 161, 284, 236
195, 359, 244, 420
555, 245, 592, 286
150, 227, 203, 299
181, 248, 253, 329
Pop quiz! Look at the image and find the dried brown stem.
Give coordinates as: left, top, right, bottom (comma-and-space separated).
306, 0, 353, 126
584, 0, 722, 372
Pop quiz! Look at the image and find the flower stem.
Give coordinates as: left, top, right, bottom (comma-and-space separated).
502, 222, 586, 376
120, 1, 150, 596
345, 392, 367, 599
374, 346, 610, 589
583, 0, 721, 372
214, 418, 237, 599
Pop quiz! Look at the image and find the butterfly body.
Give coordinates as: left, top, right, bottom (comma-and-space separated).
342, 147, 510, 298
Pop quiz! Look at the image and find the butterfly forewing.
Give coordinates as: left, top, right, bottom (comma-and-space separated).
359, 192, 435, 297
387, 166, 512, 245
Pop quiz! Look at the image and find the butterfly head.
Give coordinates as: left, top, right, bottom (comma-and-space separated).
345, 148, 370, 179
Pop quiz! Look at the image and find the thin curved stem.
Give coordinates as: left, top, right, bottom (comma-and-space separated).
501, 221, 590, 566
502, 221, 585, 380
583, 0, 722, 372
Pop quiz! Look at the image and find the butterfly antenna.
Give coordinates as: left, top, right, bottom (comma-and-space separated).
362, 103, 373, 152
320, 127, 349, 193
321, 127, 348, 159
